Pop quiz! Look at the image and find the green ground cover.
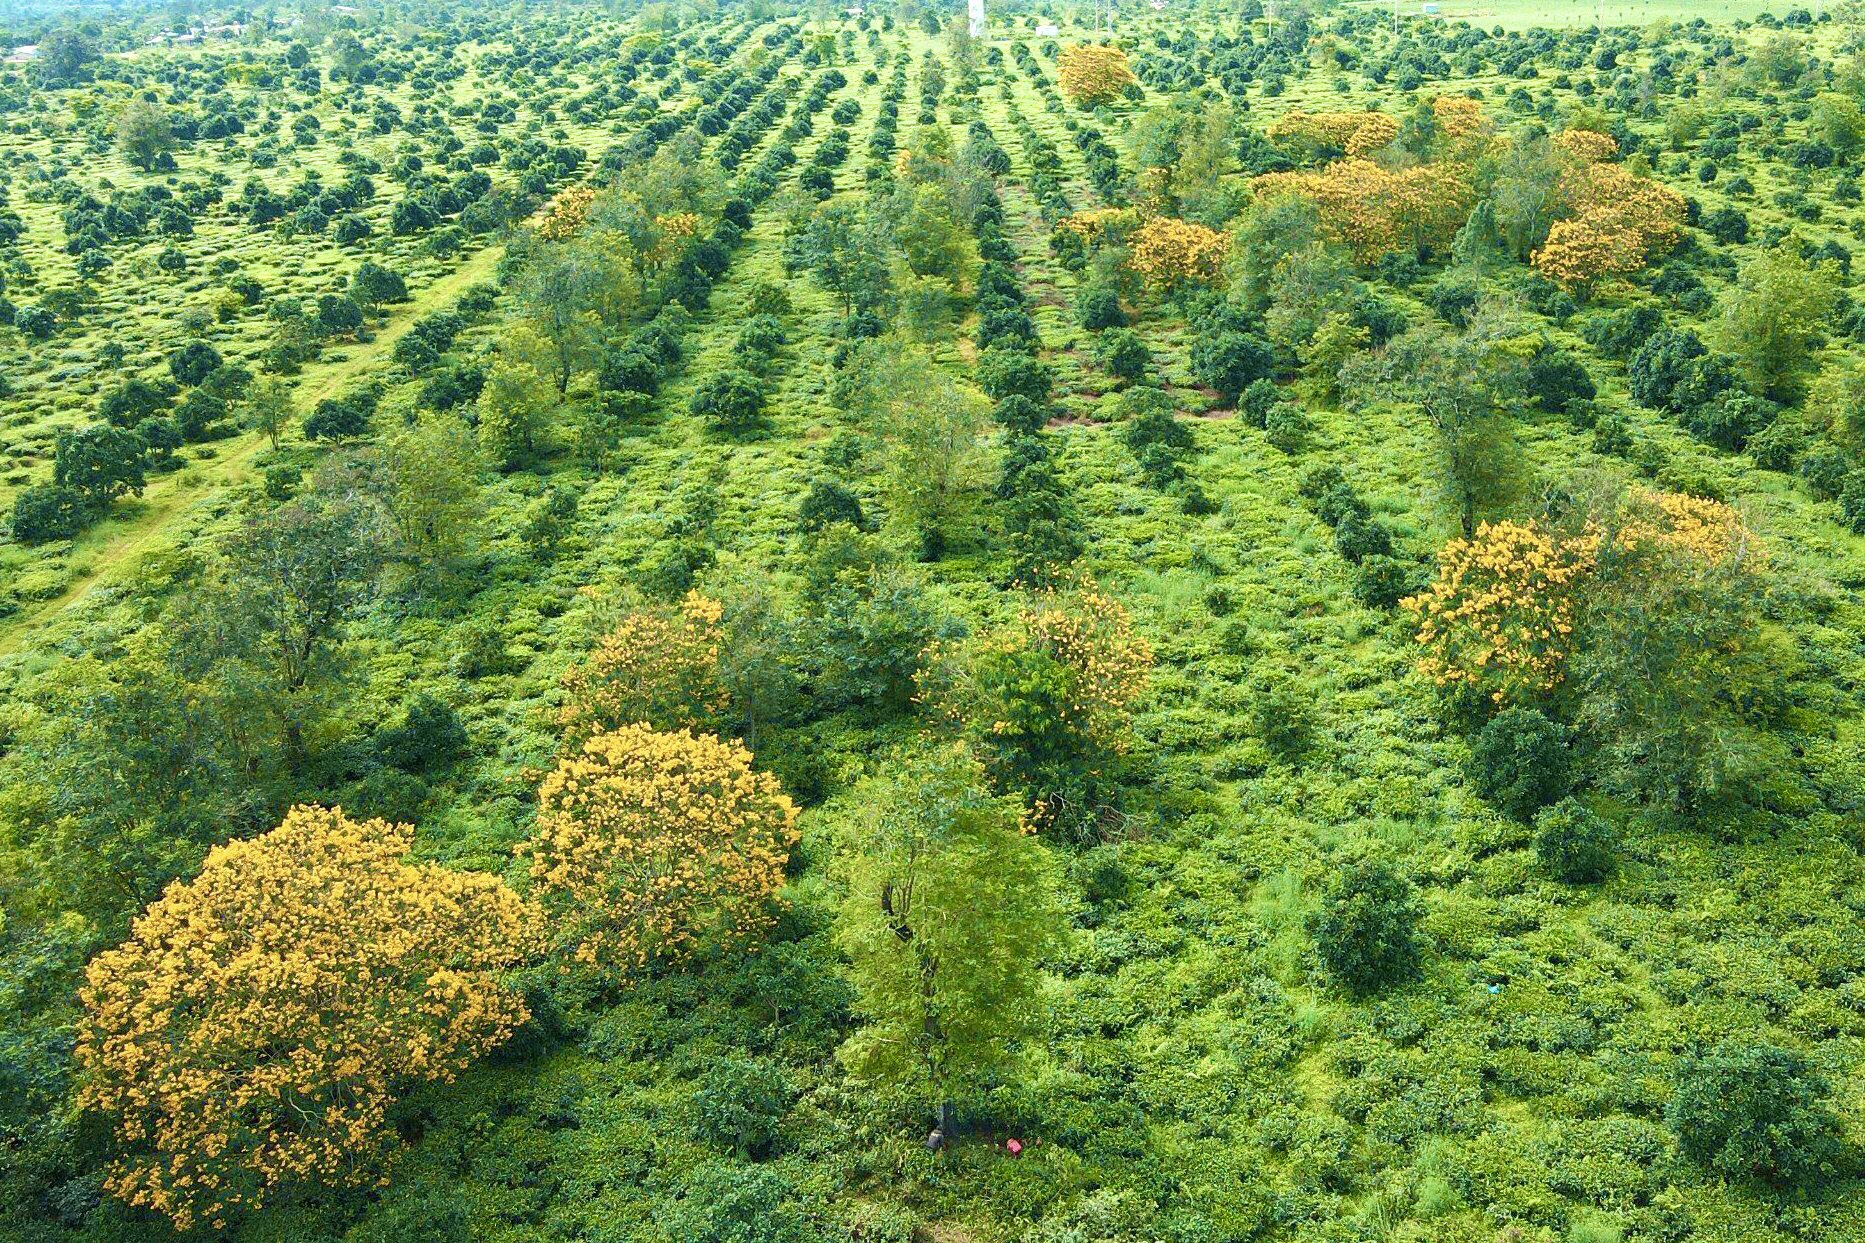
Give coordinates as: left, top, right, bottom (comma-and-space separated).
6, 3, 1865, 1242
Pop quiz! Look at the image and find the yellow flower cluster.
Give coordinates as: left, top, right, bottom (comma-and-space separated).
558, 591, 729, 744
1553, 128, 1620, 163
1268, 109, 1400, 157
526, 724, 798, 975
1127, 215, 1229, 289
1406, 496, 1758, 701
647, 211, 703, 269
1057, 43, 1138, 105
1431, 95, 1489, 140
1055, 206, 1142, 243
535, 185, 597, 241
1403, 520, 1602, 702
1252, 159, 1474, 262
1532, 162, 1685, 291
75, 806, 538, 1232
1620, 489, 1761, 567
1002, 578, 1154, 755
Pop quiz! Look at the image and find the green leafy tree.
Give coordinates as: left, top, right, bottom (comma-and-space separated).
836, 748, 1064, 1117
476, 327, 556, 468
54, 423, 146, 511
241, 376, 293, 450
800, 201, 892, 315
1339, 308, 1528, 536
1713, 247, 1840, 400
514, 242, 609, 393
204, 472, 388, 764
115, 100, 175, 172
378, 416, 484, 582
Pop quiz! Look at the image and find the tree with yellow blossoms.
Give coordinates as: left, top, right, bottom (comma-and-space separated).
919, 578, 1152, 839
1252, 159, 1474, 262
1267, 109, 1400, 160
1531, 162, 1686, 293
1058, 43, 1137, 106
557, 590, 730, 745
1553, 128, 1620, 163
1127, 215, 1230, 291
527, 724, 799, 975
75, 805, 538, 1233
1402, 519, 1602, 705
535, 185, 597, 241
1407, 490, 1780, 809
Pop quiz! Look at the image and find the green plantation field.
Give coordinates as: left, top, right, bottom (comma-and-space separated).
6, 2, 1865, 1242
1343, 0, 1829, 31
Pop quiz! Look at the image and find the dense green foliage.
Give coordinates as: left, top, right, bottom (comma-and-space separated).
3, 0, 1865, 1240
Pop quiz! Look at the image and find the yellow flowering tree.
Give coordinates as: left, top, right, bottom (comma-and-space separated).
76, 806, 538, 1232
1553, 128, 1620, 163
1267, 109, 1400, 159
527, 724, 799, 975
535, 185, 597, 241
558, 591, 729, 745
1058, 43, 1138, 106
1406, 491, 1763, 710
920, 578, 1153, 838
1431, 95, 1489, 141
1127, 215, 1230, 290
1531, 162, 1686, 292
1403, 519, 1602, 705
1252, 159, 1475, 262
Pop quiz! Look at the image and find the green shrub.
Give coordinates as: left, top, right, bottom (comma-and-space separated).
798, 479, 867, 533
375, 694, 469, 773
1353, 555, 1416, 609
664, 1163, 829, 1243
1264, 403, 1310, 453
690, 369, 766, 434
1097, 328, 1150, 386
1667, 1042, 1844, 1186
692, 1056, 792, 1158
978, 347, 1054, 404
1467, 706, 1572, 822
1238, 377, 1280, 428
11, 483, 85, 543
1076, 285, 1126, 331
1190, 330, 1276, 403
1307, 862, 1421, 995
1533, 798, 1616, 884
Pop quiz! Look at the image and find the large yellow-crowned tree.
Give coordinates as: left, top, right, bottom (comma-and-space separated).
1058, 43, 1137, 106
527, 724, 799, 975
75, 805, 538, 1232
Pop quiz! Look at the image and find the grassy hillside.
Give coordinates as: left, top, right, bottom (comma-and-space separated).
5, 3, 1865, 1242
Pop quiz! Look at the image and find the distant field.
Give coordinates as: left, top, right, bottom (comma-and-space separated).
1345, 0, 1827, 28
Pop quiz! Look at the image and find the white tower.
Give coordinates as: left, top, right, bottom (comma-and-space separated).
968, 0, 984, 38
